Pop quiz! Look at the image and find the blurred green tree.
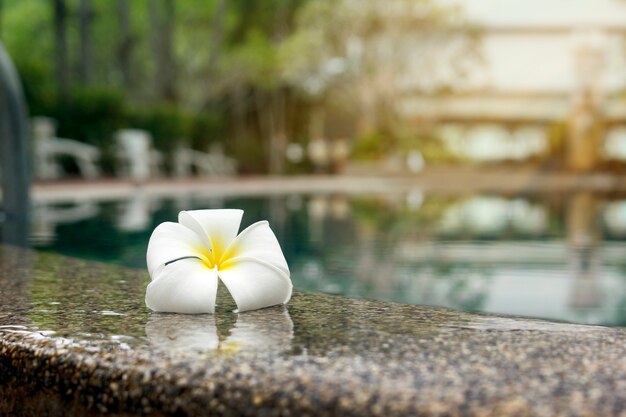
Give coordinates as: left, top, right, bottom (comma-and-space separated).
282, 0, 477, 143
1, 0, 471, 173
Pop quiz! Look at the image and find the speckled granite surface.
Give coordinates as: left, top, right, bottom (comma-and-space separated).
2, 244, 626, 416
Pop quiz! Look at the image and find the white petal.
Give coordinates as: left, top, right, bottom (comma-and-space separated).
178, 209, 243, 260
146, 221, 206, 277
221, 221, 289, 275
218, 258, 292, 313
145, 258, 218, 314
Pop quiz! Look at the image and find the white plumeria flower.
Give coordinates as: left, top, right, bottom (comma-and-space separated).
145, 209, 292, 314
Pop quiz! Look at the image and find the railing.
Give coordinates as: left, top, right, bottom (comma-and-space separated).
0, 41, 30, 246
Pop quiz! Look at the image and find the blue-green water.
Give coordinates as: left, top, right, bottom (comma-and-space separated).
28, 191, 626, 326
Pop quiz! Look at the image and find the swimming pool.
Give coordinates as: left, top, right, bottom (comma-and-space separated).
29, 189, 626, 326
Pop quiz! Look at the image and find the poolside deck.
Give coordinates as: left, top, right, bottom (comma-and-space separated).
26, 167, 626, 203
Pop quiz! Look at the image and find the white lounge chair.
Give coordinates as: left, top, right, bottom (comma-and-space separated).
173, 143, 237, 178
114, 129, 163, 182
32, 117, 101, 180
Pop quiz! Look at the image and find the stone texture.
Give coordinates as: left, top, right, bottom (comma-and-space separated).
1, 244, 626, 416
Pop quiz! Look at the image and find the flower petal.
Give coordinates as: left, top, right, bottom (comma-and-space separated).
146, 221, 206, 277
178, 209, 243, 261
146, 258, 218, 314
221, 221, 289, 275
218, 258, 292, 313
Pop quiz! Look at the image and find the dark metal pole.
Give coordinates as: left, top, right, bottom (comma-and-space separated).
0, 41, 30, 247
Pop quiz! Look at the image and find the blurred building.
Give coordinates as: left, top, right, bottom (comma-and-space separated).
457, 0, 626, 93
403, 0, 626, 164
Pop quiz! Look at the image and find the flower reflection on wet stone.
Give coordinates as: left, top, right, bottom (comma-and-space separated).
145, 209, 292, 314
145, 307, 294, 355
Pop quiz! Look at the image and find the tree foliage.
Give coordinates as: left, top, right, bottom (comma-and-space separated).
1, 0, 475, 172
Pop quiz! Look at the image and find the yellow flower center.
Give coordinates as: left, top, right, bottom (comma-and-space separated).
196, 236, 239, 271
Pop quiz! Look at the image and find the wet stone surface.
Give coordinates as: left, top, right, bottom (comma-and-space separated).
2, 244, 626, 416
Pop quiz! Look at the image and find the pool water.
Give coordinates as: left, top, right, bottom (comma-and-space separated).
29, 190, 626, 326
